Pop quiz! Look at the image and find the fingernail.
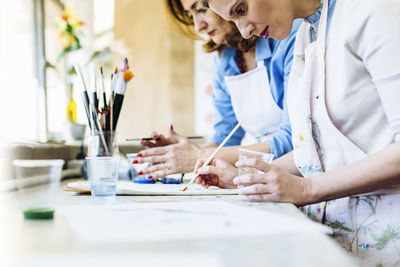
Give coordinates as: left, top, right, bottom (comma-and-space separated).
138, 171, 143, 175
153, 135, 158, 140
170, 124, 173, 131
132, 160, 138, 164
148, 176, 153, 179
137, 153, 143, 157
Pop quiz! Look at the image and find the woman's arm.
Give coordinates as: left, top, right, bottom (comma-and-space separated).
271, 151, 301, 175
210, 54, 245, 147
264, 100, 293, 158
307, 143, 400, 204
234, 143, 400, 205
205, 142, 270, 166
200, 141, 218, 148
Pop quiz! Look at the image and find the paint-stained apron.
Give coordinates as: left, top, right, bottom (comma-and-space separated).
286, 0, 400, 265
225, 60, 283, 146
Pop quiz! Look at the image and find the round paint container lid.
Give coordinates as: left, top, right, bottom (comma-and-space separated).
132, 178, 154, 184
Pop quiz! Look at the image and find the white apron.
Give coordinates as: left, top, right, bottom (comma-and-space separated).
225, 60, 283, 145
287, 0, 400, 265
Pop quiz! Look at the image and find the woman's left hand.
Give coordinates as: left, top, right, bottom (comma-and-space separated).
234, 158, 311, 205
134, 127, 201, 178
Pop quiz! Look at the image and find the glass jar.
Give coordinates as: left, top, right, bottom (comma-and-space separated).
87, 131, 119, 157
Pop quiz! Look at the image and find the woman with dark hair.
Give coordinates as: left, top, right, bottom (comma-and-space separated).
133, 0, 301, 181
197, 0, 400, 264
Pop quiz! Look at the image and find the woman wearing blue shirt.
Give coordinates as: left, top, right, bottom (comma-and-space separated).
134, 0, 300, 179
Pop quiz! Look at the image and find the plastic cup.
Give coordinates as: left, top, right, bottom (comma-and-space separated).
238, 149, 274, 176
12, 159, 65, 220
87, 131, 119, 157
86, 156, 120, 198
126, 153, 153, 183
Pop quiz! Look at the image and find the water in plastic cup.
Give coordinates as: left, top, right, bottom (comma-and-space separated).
86, 156, 120, 198
12, 159, 65, 220
238, 149, 274, 176
126, 153, 153, 183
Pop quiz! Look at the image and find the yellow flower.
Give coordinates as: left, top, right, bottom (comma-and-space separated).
60, 7, 84, 30
56, 7, 84, 51
61, 8, 74, 22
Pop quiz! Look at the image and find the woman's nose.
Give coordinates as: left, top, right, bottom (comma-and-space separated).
237, 20, 254, 39
194, 16, 207, 32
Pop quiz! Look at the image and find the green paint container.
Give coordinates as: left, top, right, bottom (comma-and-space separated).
23, 208, 54, 220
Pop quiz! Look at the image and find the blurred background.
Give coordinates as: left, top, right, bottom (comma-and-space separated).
0, 0, 216, 145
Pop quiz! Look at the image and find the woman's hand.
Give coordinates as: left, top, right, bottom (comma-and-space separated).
133, 127, 201, 178
140, 125, 179, 148
194, 158, 237, 189
234, 158, 311, 205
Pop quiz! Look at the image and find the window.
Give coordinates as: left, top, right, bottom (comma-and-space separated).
0, 0, 43, 142
0, 0, 116, 143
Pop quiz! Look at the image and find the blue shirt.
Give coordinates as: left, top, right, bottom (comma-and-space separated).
210, 20, 302, 158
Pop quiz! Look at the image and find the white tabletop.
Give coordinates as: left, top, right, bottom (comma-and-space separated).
0, 179, 357, 267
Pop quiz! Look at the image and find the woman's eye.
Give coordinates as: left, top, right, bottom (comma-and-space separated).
236, 4, 246, 15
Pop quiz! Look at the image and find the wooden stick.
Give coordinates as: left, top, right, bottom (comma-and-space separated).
90, 103, 109, 155
96, 118, 109, 155
182, 121, 243, 191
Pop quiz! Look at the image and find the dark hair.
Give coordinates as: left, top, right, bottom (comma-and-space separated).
165, 0, 257, 54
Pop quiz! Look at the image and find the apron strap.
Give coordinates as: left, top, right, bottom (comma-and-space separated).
316, 0, 329, 45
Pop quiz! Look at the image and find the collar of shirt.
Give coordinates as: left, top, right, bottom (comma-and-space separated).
255, 37, 273, 63
219, 37, 273, 74
305, 0, 337, 42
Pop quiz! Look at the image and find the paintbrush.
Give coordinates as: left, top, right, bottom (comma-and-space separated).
182, 121, 243, 192
104, 72, 115, 131
110, 67, 118, 103
100, 67, 107, 108
112, 58, 135, 131
89, 64, 99, 112
89, 102, 109, 155
74, 64, 92, 130
126, 136, 203, 141
112, 69, 134, 130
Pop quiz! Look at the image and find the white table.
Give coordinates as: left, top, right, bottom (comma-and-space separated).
0, 179, 357, 267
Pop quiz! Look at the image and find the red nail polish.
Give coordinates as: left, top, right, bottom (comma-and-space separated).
148, 176, 153, 179
170, 124, 173, 131
138, 171, 143, 175
137, 153, 143, 157
132, 160, 138, 164
153, 135, 158, 140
